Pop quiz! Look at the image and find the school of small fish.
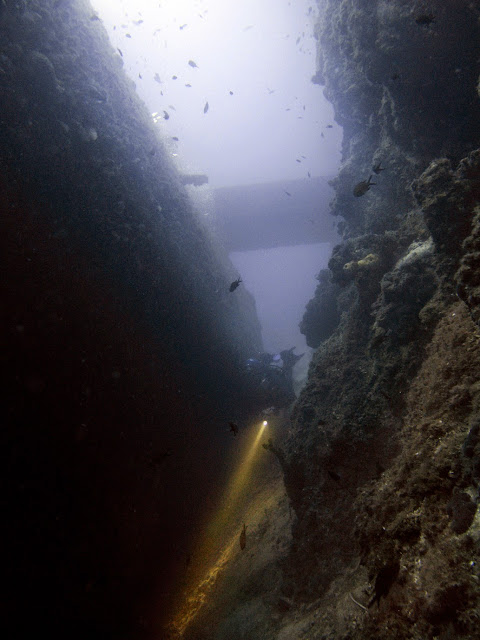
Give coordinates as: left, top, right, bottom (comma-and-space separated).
110, 4, 337, 185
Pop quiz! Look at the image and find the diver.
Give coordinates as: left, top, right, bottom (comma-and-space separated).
245, 352, 296, 409
245, 357, 267, 377
229, 421, 239, 437
279, 347, 304, 383
260, 365, 295, 408
257, 352, 275, 366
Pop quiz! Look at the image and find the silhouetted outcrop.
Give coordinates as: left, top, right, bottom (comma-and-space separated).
299, 269, 341, 347
1, 2, 262, 638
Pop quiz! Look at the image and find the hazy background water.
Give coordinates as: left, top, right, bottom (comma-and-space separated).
90, 0, 343, 387
90, 0, 342, 187
231, 242, 332, 387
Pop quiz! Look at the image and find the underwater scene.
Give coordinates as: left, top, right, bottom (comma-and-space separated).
2, 0, 479, 638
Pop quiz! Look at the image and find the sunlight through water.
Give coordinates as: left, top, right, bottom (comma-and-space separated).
89, 0, 341, 186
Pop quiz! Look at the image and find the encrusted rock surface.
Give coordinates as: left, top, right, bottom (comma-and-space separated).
283, 2, 480, 638
456, 205, 480, 325
412, 150, 480, 273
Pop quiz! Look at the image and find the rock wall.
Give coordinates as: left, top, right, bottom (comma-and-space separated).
1, 1, 263, 638
281, 2, 480, 639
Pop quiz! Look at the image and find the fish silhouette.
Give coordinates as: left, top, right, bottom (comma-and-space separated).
239, 523, 247, 550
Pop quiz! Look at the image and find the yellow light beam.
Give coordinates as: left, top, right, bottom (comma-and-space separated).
168, 420, 268, 636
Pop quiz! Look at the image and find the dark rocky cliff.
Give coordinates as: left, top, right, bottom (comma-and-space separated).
179, 2, 480, 639
286, 2, 480, 639
1, 1, 262, 638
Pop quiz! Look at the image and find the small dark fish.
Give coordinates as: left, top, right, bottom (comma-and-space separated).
185, 83, 192, 87
376, 462, 385, 476
308, 171, 311, 178
321, 132, 325, 138
296, 36, 301, 44
172, 136, 179, 141
229, 277, 242, 292
179, 24, 187, 30
267, 87, 275, 94
296, 159, 301, 163
163, 110, 170, 120
125, 33, 132, 38
391, 72, 401, 81
138, 73, 142, 79
149, 450, 173, 468
229, 90, 234, 95
90, 14, 100, 21
326, 124, 333, 128
172, 75, 178, 80
133, 19, 144, 25
368, 562, 400, 608
327, 470, 341, 483
188, 60, 199, 68
117, 48, 123, 57
284, 190, 292, 196
415, 13, 435, 25
229, 421, 239, 436
239, 523, 247, 550
372, 163, 385, 174
203, 101, 209, 114
353, 175, 376, 197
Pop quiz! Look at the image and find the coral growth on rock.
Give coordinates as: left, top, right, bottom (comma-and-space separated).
283, 2, 480, 638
